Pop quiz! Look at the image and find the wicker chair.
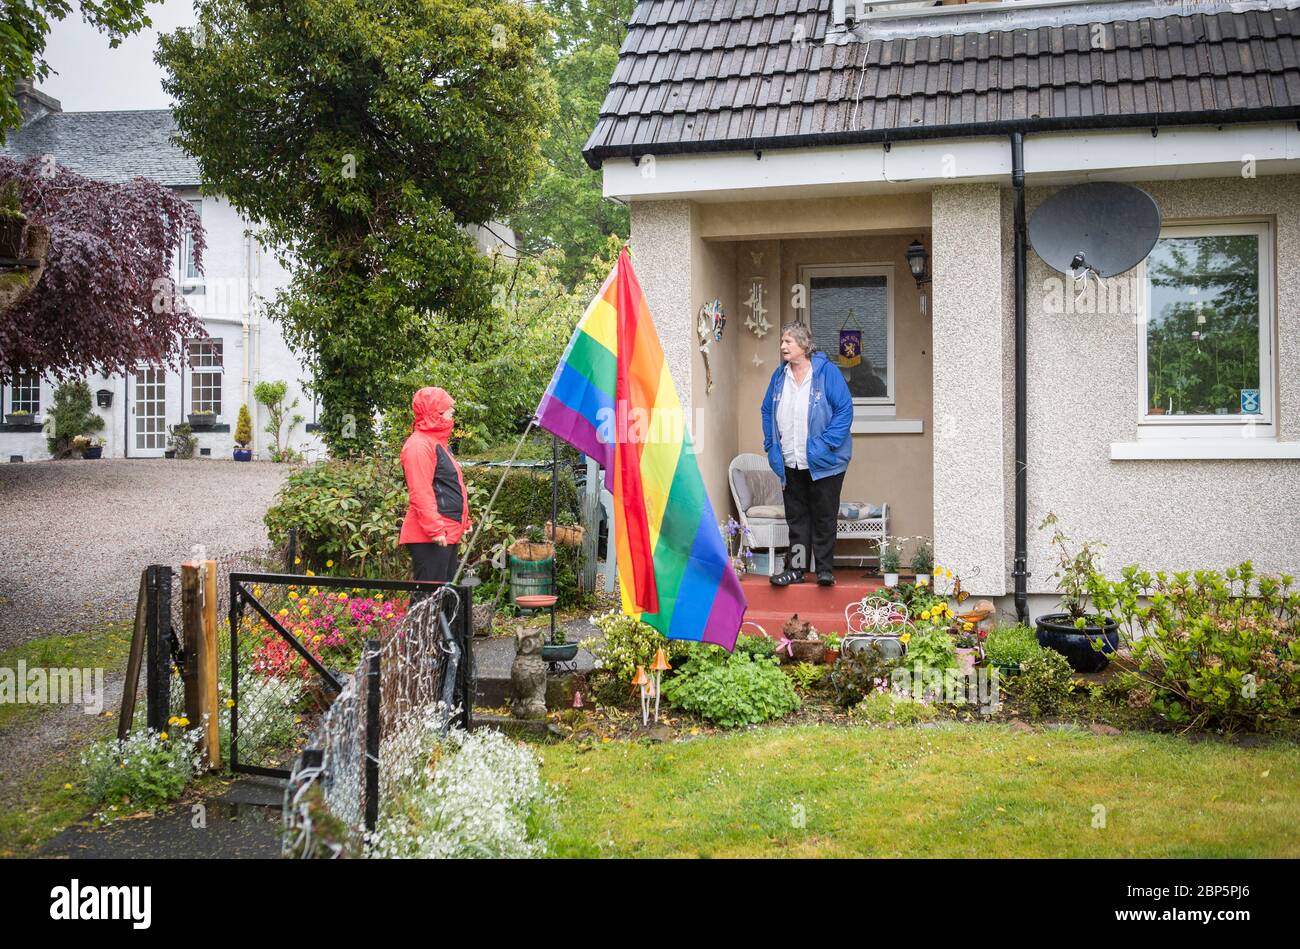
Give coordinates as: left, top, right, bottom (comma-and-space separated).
729, 452, 890, 572
728, 453, 789, 575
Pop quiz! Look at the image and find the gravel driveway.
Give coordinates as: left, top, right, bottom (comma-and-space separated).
0, 459, 292, 650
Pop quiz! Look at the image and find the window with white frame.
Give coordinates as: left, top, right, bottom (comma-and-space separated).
1139, 222, 1273, 436
181, 199, 202, 287
10, 372, 41, 415
188, 338, 223, 416
800, 264, 894, 406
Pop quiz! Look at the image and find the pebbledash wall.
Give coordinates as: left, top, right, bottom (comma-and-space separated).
632, 174, 1300, 616
1007, 174, 1300, 611
1, 190, 325, 463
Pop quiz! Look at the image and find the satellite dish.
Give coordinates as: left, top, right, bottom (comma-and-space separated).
1028, 183, 1161, 279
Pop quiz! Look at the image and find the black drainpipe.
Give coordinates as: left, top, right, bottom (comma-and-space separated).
1010, 132, 1029, 624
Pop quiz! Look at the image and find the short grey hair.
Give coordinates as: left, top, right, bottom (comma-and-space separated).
779, 321, 816, 355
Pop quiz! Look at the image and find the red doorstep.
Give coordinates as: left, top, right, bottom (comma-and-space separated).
739, 569, 884, 638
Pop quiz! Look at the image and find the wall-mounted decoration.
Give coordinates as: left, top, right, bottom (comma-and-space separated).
836, 310, 862, 367
743, 278, 770, 338
696, 299, 725, 395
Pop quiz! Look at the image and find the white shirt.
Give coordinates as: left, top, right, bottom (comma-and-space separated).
777, 362, 812, 469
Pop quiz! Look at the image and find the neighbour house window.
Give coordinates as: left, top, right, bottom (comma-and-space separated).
188, 338, 223, 416
181, 199, 202, 289
1139, 222, 1274, 436
800, 264, 894, 408
10, 372, 41, 415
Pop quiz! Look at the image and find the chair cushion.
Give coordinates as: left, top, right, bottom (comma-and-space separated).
838, 502, 883, 519
743, 468, 783, 508
747, 504, 786, 519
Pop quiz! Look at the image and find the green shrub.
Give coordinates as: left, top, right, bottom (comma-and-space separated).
589, 610, 672, 683
265, 456, 409, 578
460, 464, 579, 531
1016, 649, 1074, 718
733, 631, 777, 661
850, 691, 939, 726
828, 643, 902, 708
905, 630, 957, 671
984, 624, 1041, 668
234, 403, 253, 448
663, 651, 800, 728
46, 380, 104, 458
80, 727, 200, 811
784, 662, 827, 692
1092, 561, 1300, 732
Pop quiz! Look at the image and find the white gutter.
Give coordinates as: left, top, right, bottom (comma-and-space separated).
604, 123, 1300, 202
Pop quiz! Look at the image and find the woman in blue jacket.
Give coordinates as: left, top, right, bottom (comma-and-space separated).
760, 322, 854, 586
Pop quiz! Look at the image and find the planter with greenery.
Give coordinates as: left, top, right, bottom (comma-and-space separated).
982, 623, 1041, 677
910, 537, 934, 587
72, 435, 105, 459
233, 403, 253, 461
46, 381, 104, 458
879, 538, 901, 587
188, 408, 217, 428
1035, 513, 1119, 672
4, 408, 35, 425
167, 423, 198, 460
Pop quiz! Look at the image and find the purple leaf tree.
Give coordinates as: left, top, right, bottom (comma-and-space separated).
0, 155, 206, 379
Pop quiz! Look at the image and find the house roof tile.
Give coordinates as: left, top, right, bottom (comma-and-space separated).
584, 0, 1300, 168
1, 109, 200, 186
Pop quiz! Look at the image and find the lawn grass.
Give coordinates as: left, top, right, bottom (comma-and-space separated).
0, 620, 134, 730
539, 723, 1300, 858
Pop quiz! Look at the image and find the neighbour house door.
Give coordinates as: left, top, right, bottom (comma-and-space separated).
132, 368, 167, 457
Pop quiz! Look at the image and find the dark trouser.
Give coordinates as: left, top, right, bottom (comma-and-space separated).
783, 467, 844, 573
407, 542, 459, 604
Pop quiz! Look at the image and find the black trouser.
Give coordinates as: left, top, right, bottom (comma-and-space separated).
782, 467, 844, 573
407, 542, 459, 604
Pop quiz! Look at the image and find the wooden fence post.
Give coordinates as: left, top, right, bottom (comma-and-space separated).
181, 563, 203, 744
201, 559, 220, 768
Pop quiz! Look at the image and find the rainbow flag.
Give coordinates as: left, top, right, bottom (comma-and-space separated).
536, 248, 746, 650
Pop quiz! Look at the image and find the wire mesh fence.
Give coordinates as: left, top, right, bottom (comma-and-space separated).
282, 586, 470, 859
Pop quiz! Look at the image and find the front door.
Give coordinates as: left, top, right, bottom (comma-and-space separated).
132, 368, 167, 456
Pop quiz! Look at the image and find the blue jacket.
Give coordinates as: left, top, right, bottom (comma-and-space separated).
760, 350, 853, 484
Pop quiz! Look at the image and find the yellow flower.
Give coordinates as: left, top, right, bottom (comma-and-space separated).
177, 717, 190, 728
294, 557, 302, 565
300, 607, 310, 616
339, 593, 348, 601
375, 594, 383, 601
63, 783, 73, 790
278, 609, 289, 617
899, 632, 911, 644
160, 732, 169, 741
168, 715, 179, 726
963, 622, 974, 632
226, 698, 236, 709
312, 635, 322, 644
946, 568, 954, 578
253, 587, 263, 597
326, 560, 334, 568
288, 591, 299, 600
306, 569, 315, 577
309, 587, 318, 595
933, 564, 943, 575
921, 610, 931, 621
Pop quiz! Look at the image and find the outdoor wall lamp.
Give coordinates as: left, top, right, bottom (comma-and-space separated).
906, 239, 931, 315
906, 239, 931, 287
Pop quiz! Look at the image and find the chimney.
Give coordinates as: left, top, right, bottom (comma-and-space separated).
12, 80, 62, 125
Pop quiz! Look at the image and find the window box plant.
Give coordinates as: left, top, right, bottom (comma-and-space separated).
821, 631, 842, 666
188, 409, 218, 428
233, 403, 253, 461
4, 409, 35, 425
1034, 513, 1119, 672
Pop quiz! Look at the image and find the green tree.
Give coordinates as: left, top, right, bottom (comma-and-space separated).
510, 0, 632, 289
1, 1, 158, 139
45, 380, 104, 458
157, 0, 556, 456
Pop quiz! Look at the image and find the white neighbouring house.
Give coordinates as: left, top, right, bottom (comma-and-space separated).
0, 83, 516, 463
585, 0, 1300, 620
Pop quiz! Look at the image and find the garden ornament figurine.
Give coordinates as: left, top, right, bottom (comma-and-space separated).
511, 627, 547, 720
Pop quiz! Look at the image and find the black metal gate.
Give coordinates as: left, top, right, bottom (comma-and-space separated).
227, 571, 473, 779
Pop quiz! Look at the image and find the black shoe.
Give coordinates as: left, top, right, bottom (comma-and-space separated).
816, 569, 835, 586
769, 569, 805, 586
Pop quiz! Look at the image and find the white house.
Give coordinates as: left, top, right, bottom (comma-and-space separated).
1, 84, 517, 463
584, 0, 1300, 622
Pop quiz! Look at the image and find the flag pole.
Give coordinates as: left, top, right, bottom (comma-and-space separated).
451, 419, 536, 587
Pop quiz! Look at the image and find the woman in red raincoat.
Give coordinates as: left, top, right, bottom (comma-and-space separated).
399, 387, 472, 587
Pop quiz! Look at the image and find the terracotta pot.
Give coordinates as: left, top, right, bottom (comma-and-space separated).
823, 648, 839, 666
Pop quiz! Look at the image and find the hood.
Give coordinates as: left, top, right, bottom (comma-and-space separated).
412, 386, 455, 438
